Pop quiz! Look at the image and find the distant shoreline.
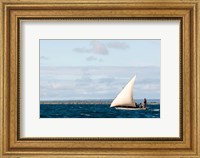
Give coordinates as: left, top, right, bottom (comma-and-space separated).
40, 100, 160, 105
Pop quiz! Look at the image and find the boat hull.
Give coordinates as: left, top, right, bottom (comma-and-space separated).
114, 107, 148, 110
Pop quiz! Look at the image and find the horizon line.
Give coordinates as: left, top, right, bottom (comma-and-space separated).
40, 98, 160, 101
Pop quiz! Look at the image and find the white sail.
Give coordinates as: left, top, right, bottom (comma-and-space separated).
110, 75, 136, 108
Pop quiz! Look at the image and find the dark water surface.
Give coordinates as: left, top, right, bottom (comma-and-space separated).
40, 101, 160, 118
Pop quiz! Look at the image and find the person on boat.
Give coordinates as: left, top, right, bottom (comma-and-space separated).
138, 103, 143, 108
143, 98, 147, 108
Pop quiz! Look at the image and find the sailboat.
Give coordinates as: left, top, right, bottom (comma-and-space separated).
110, 75, 147, 110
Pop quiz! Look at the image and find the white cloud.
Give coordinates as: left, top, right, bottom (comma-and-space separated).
73, 40, 108, 55
86, 56, 103, 62
73, 40, 130, 55
73, 47, 91, 53
40, 56, 48, 60
40, 66, 160, 100
90, 40, 108, 55
107, 41, 129, 49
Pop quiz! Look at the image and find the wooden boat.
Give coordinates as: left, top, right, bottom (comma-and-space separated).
110, 75, 147, 110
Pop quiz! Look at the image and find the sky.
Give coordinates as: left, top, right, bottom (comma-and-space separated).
40, 39, 160, 100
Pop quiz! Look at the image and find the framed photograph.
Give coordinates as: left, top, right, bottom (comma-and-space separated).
0, 0, 199, 157
40, 39, 160, 119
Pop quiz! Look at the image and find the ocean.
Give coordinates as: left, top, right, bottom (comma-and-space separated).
40, 99, 160, 118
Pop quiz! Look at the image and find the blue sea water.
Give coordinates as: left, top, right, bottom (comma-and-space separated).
40, 99, 160, 118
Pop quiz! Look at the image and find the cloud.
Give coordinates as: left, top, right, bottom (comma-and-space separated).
42, 81, 76, 91
73, 40, 129, 55
140, 84, 160, 91
86, 56, 103, 62
75, 76, 93, 86
91, 40, 108, 55
73, 48, 91, 53
40, 56, 48, 60
86, 56, 97, 61
40, 66, 160, 100
107, 41, 129, 49
40, 66, 160, 79
73, 40, 108, 55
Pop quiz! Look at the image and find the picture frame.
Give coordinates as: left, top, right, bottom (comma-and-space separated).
0, 0, 199, 157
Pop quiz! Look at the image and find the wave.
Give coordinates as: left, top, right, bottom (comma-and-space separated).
150, 109, 160, 111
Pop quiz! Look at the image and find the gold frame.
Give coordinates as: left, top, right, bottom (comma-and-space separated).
0, 0, 199, 157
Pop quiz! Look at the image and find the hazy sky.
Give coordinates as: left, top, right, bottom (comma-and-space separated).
40, 39, 160, 100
